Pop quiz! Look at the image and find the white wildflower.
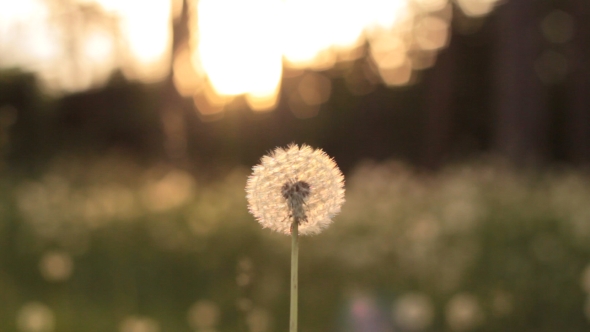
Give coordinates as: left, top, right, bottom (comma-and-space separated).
246, 144, 345, 235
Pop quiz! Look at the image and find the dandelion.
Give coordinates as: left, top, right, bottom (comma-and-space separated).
246, 144, 345, 235
246, 144, 345, 332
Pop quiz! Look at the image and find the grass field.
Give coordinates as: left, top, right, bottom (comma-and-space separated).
2, 155, 590, 332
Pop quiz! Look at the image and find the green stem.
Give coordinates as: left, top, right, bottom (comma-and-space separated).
290, 219, 299, 332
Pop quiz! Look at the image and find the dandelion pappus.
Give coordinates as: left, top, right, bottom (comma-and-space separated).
280, 179, 311, 231
246, 144, 344, 236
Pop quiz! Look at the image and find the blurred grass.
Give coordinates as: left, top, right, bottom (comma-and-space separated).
1, 154, 590, 332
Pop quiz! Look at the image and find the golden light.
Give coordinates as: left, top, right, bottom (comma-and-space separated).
281, 0, 364, 67
445, 293, 484, 331
379, 59, 414, 86
246, 83, 282, 112
455, 0, 500, 17
186, 0, 505, 113
119, 316, 160, 332
187, 300, 220, 330
285, 70, 333, 119
0, 0, 173, 92
195, 0, 283, 95
191, 0, 418, 114
0, 0, 40, 19
393, 293, 435, 331
414, 0, 448, 12
140, 169, 195, 212
414, 16, 449, 51
0, 0, 58, 67
173, 42, 206, 96
369, 34, 408, 70
39, 250, 74, 282
297, 72, 332, 106
84, 29, 115, 70
96, 0, 172, 82
17, 302, 55, 332
0, 0, 501, 109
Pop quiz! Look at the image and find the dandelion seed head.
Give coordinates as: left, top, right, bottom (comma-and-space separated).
246, 144, 345, 235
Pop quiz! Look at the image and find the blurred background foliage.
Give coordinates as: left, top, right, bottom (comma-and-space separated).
2, 154, 590, 331
1, 0, 590, 331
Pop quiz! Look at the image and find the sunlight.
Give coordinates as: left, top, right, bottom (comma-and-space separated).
94, 0, 172, 81
189, 0, 502, 112
195, 0, 283, 99
0, 0, 42, 27
0, 0, 172, 92
0, 0, 501, 107
455, 0, 499, 17
0, 0, 56, 67
191, 0, 415, 114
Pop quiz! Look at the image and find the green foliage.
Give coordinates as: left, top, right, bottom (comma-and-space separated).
1, 155, 590, 331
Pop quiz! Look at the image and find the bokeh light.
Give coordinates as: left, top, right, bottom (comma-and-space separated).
246, 307, 272, 332
39, 250, 74, 282
0, 0, 588, 330
119, 316, 160, 332
445, 293, 483, 331
392, 293, 435, 331
236, 257, 254, 287
0, 0, 173, 93
0, 0, 502, 112
195, 0, 282, 99
3, 153, 590, 330
17, 302, 55, 332
186, 0, 502, 113
187, 300, 220, 330
346, 292, 391, 332
454, 0, 499, 17
139, 169, 195, 212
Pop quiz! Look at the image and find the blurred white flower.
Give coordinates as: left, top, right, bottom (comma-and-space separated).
17, 302, 55, 332
140, 169, 195, 212
445, 293, 483, 331
246, 144, 345, 235
39, 250, 74, 282
246, 307, 272, 332
393, 293, 435, 331
119, 316, 159, 332
187, 300, 220, 330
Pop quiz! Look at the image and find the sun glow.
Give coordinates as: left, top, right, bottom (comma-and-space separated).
187, 0, 500, 115
195, 0, 283, 110
0, 0, 173, 92
116, 0, 172, 80
187, 0, 470, 115
0, 0, 501, 109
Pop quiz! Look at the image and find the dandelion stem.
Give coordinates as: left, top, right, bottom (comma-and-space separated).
290, 219, 299, 332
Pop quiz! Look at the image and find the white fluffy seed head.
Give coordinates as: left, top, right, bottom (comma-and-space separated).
246, 144, 345, 235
